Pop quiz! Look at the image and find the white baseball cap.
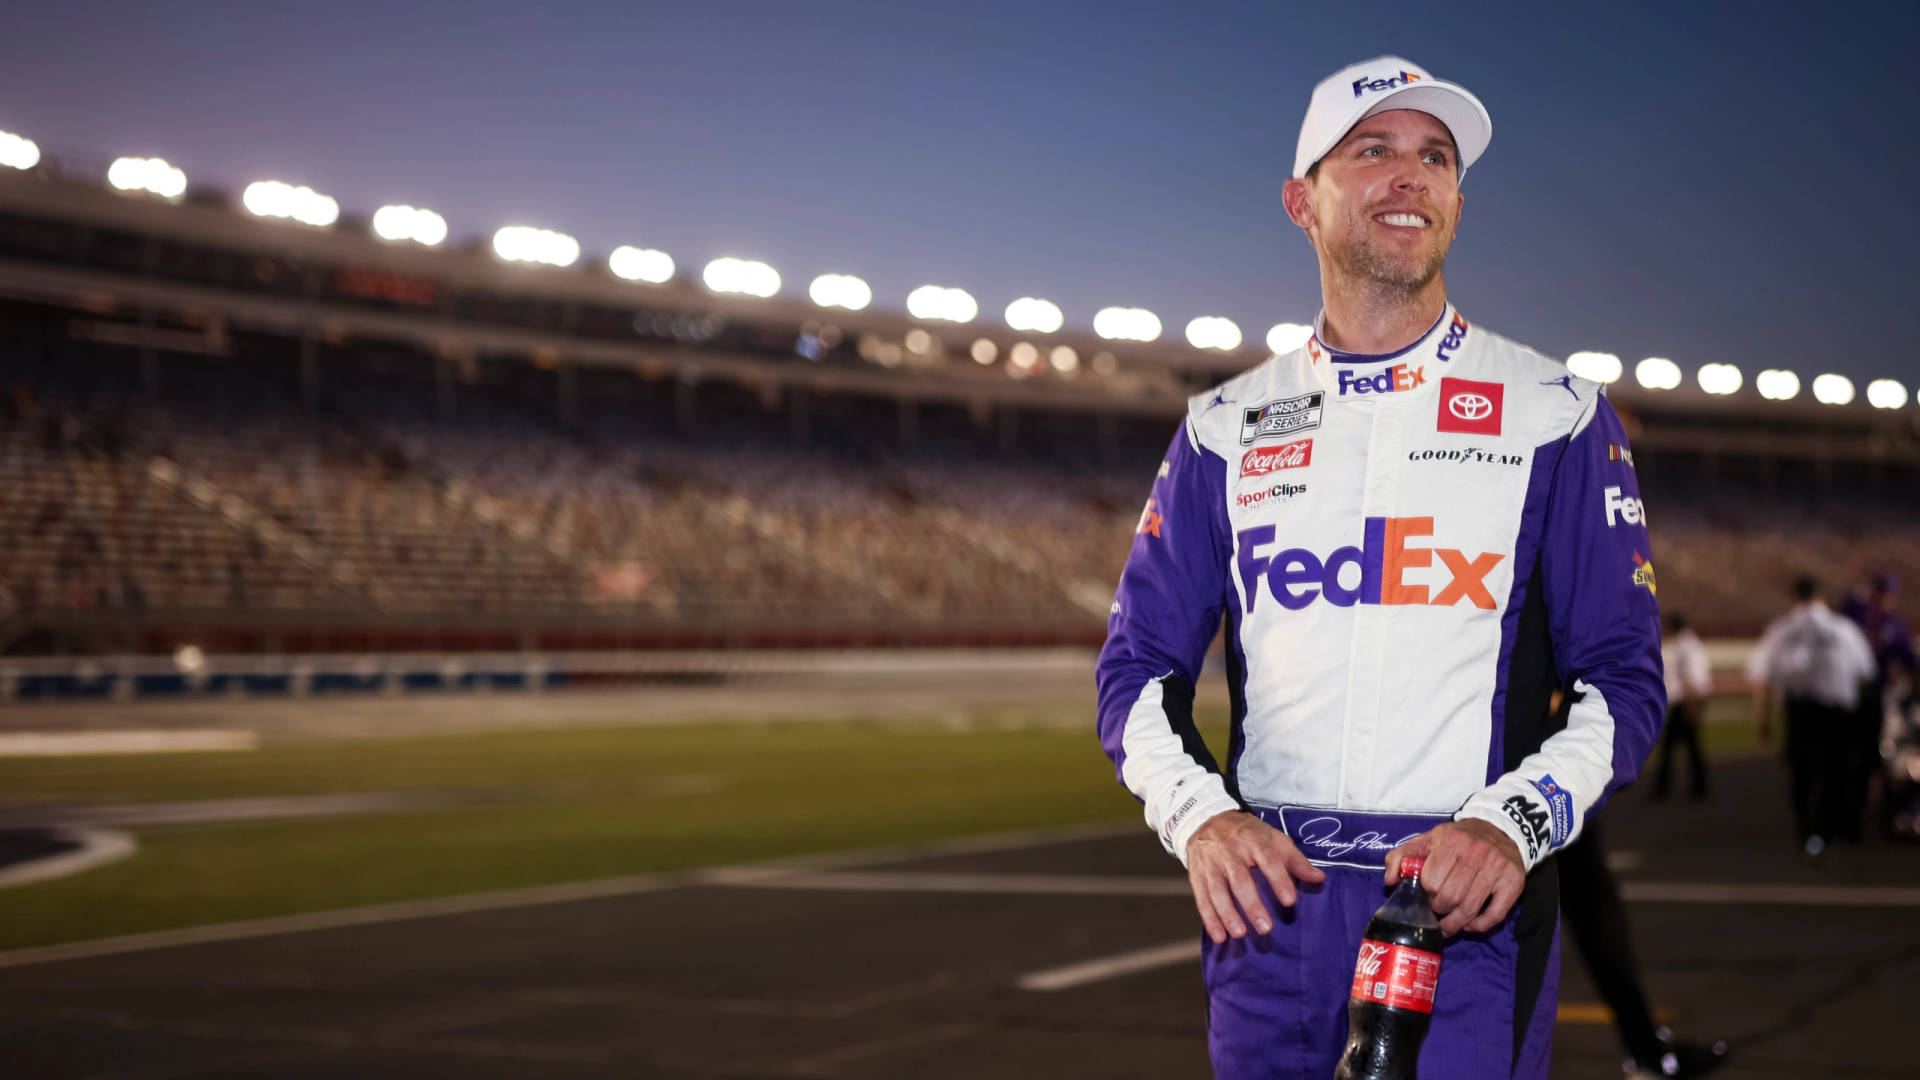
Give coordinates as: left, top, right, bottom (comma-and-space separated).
1293, 56, 1492, 181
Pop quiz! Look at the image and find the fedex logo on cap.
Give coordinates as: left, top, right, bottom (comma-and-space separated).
1236, 517, 1505, 613
1353, 71, 1423, 97
1338, 362, 1427, 396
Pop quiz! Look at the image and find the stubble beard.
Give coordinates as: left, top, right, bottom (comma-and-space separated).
1325, 214, 1449, 302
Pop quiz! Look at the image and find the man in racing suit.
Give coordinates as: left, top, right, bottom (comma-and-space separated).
1095, 56, 1663, 1080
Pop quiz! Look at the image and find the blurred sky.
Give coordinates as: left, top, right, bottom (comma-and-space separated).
1, 1, 1916, 382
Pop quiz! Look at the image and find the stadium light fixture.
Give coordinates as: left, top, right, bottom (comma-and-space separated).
907, 285, 978, 323
243, 180, 340, 227
1005, 297, 1064, 334
1634, 357, 1682, 391
1565, 351, 1622, 384
1009, 342, 1040, 370
492, 225, 580, 267
371, 204, 448, 247
1696, 362, 1742, 396
107, 156, 187, 199
1185, 316, 1243, 351
1094, 306, 1162, 342
609, 245, 675, 284
1266, 322, 1313, 354
1812, 373, 1855, 406
0, 129, 40, 171
808, 273, 871, 310
970, 338, 998, 365
1091, 351, 1118, 376
701, 257, 780, 297
1049, 345, 1079, 374
1755, 369, 1800, 401
1867, 378, 1909, 410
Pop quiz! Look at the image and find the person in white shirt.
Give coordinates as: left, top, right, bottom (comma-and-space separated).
1654, 612, 1715, 799
1747, 575, 1878, 855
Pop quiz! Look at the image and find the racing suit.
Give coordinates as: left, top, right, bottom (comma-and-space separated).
1095, 306, 1664, 1080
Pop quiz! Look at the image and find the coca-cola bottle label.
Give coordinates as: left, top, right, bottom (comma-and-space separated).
1348, 939, 1441, 1013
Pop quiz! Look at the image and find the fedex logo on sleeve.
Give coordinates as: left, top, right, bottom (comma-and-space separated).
1337, 363, 1427, 396
1236, 517, 1505, 613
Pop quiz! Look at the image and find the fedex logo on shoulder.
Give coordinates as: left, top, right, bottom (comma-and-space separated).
1337, 363, 1426, 396
1237, 517, 1505, 613
1435, 312, 1468, 362
1354, 71, 1422, 97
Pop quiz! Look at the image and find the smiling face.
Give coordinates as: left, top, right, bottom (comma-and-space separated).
1284, 109, 1464, 296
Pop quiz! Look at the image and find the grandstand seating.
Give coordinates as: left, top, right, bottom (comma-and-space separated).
4, 338, 1916, 644
0, 341, 1146, 633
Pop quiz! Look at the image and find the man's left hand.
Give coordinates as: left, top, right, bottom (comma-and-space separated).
1384, 819, 1525, 936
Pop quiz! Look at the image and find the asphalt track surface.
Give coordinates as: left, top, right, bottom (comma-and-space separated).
2, 753, 1917, 1079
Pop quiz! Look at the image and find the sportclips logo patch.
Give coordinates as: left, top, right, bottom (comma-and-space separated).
1337, 362, 1426, 397
1236, 517, 1505, 612
1437, 377, 1503, 436
1241, 392, 1324, 445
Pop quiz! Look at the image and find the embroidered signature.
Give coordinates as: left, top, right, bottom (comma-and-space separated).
1293, 816, 1424, 861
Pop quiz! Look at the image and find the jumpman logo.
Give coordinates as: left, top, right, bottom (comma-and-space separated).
1540, 374, 1579, 399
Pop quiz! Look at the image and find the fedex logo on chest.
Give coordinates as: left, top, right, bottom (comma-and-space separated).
1337, 362, 1426, 396
1236, 517, 1506, 612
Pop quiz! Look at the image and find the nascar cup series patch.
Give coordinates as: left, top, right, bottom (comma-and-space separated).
1241, 391, 1325, 445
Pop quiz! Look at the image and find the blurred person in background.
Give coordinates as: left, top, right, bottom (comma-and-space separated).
1096, 54, 1664, 1080
1652, 612, 1713, 800
1747, 575, 1876, 856
1840, 572, 1915, 835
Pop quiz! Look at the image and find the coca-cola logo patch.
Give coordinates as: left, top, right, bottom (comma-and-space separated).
1240, 439, 1313, 478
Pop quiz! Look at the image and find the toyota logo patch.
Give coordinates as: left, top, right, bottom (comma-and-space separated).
1437, 377, 1504, 435
1449, 393, 1493, 421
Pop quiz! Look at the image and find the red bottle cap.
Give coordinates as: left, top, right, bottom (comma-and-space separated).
1398, 855, 1424, 881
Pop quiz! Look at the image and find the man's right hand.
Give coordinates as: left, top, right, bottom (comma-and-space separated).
1184, 810, 1326, 944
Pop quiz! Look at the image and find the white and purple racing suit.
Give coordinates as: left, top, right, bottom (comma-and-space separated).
1095, 306, 1664, 1080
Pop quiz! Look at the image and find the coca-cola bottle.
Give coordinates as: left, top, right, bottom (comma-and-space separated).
1334, 855, 1443, 1080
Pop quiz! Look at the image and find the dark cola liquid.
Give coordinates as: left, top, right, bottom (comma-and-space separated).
1333, 915, 1444, 1080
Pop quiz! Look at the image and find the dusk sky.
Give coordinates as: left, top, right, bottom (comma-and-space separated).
3, 2, 1916, 384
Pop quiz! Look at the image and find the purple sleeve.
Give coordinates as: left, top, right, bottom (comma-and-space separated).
1542, 395, 1667, 804
1093, 419, 1241, 860
1457, 394, 1665, 868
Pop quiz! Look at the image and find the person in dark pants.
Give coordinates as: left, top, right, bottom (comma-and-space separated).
1653, 612, 1712, 800
1559, 818, 1727, 1078
1841, 572, 1916, 838
1747, 575, 1877, 855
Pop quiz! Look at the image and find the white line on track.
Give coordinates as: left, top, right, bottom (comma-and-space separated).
1016, 939, 1197, 991
0, 729, 257, 757
0, 828, 137, 889
708, 869, 1190, 897
0, 819, 1139, 970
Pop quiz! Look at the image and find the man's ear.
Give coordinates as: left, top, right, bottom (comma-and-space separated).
1281, 176, 1315, 232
